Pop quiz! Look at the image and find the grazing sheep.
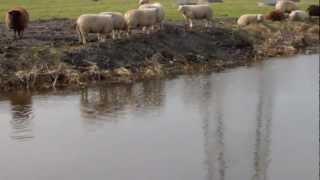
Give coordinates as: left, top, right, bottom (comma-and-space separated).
289, 10, 309, 21
124, 8, 158, 35
275, 0, 298, 13
178, 5, 213, 29
76, 14, 113, 44
139, 2, 165, 29
5, 7, 29, 39
237, 14, 264, 26
307, 5, 320, 17
100, 12, 127, 39
266, 10, 286, 21
139, 0, 150, 5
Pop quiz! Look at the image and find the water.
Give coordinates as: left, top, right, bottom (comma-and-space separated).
0, 55, 318, 180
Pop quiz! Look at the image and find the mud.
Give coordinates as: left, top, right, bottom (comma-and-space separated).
0, 18, 319, 91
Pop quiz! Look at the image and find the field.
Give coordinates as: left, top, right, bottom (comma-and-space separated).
0, 0, 318, 21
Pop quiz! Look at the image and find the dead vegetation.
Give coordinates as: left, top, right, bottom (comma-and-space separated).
0, 18, 319, 92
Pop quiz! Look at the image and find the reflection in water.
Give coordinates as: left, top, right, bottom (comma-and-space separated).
8, 91, 34, 141
0, 55, 317, 180
202, 63, 278, 180
80, 79, 165, 122
80, 84, 135, 121
252, 66, 273, 180
201, 75, 226, 180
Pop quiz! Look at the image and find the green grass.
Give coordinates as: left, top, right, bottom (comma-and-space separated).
0, 0, 318, 21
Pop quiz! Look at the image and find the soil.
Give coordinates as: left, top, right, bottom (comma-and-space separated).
0, 18, 319, 92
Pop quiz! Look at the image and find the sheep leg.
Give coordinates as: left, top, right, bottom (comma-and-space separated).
18, 31, 23, 39
13, 30, 17, 39
76, 25, 83, 43
145, 26, 150, 35
82, 32, 87, 44
112, 30, 116, 40
182, 17, 188, 30
189, 19, 193, 29
117, 31, 122, 39
126, 29, 131, 38
205, 19, 209, 28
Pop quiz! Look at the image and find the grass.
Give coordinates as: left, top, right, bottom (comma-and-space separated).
0, 0, 318, 21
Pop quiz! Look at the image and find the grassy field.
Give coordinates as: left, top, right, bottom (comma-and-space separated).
0, 0, 318, 21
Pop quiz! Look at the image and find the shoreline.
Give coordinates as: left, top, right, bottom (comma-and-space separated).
0, 18, 319, 92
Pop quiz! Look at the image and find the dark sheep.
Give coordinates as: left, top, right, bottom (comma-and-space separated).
5, 7, 29, 39
266, 10, 286, 21
307, 5, 320, 17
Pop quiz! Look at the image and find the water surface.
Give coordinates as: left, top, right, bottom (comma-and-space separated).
0, 55, 318, 180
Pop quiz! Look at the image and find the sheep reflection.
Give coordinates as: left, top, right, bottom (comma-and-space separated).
8, 91, 34, 141
80, 79, 165, 121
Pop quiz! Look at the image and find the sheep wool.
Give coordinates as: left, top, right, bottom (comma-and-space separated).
100, 12, 127, 38
139, 0, 150, 5
237, 14, 264, 26
5, 6, 29, 39
125, 8, 158, 32
139, 3, 165, 28
76, 14, 114, 44
178, 5, 213, 28
289, 10, 309, 21
307, 5, 320, 17
275, 0, 298, 13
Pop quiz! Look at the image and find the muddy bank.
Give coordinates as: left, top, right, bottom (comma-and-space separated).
0, 18, 319, 91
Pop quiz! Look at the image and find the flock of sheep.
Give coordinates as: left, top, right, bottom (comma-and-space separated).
4, 0, 320, 44
76, 0, 215, 44
238, 0, 320, 26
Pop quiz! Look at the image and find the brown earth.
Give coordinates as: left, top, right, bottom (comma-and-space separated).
0, 18, 319, 92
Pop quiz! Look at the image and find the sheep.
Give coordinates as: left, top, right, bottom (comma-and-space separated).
139, 2, 165, 29
178, 5, 213, 29
307, 5, 320, 17
76, 14, 113, 44
124, 8, 158, 35
237, 14, 264, 26
266, 10, 286, 21
139, 0, 150, 5
5, 7, 29, 39
99, 12, 127, 39
275, 0, 298, 13
289, 10, 309, 21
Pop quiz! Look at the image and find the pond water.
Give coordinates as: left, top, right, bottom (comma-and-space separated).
0, 55, 318, 180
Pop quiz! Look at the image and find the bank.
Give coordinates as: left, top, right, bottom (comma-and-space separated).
0, 18, 319, 92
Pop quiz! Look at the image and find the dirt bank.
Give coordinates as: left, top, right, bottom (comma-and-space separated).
0, 18, 319, 92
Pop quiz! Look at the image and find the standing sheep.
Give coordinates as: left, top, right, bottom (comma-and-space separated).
307, 5, 320, 17
139, 0, 150, 5
76, 14, 113, 44
100, 12, 127, 39
275, 0, 298, 13
289, 10, 309, 21
178, 5, 213, 29
237, 14, 264, 26
139, 3, 165, 29
5, 7, 29, 39
124, 8, 158, 35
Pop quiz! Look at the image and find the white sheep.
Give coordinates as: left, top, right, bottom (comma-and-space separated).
139, 0, 150, 5
124, 8, 158, 35
275, 0, 298, 13
139, 3, 165, 29
100, 12, 127, 39
289, 10, 309, 21
237, 14, 264, 26
76, 14, 113, 44
178, 5, 213, 29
